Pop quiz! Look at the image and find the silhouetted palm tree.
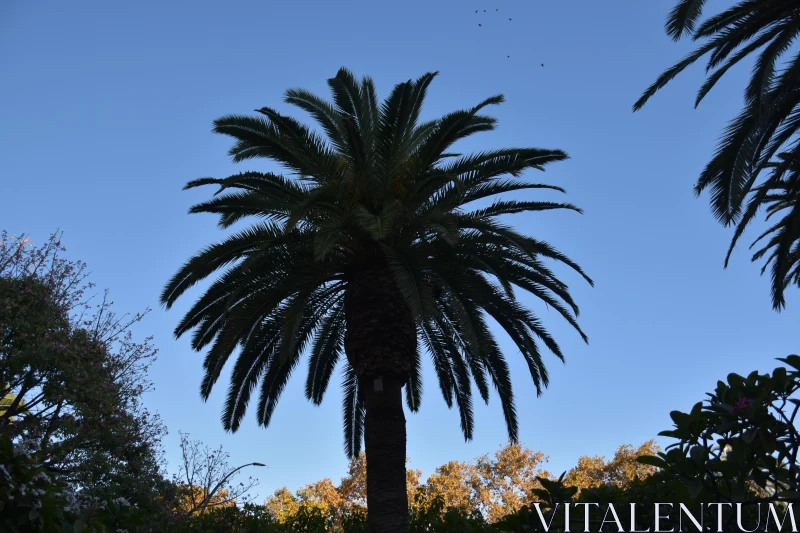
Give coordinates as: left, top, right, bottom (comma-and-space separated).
634, 0, 800, 309
161, 68, 591, 532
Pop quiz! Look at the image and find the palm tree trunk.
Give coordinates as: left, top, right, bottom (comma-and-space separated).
344, 263, 416, 533
364, 376, 408, 533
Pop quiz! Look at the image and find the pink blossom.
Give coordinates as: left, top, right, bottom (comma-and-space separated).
733, 398, 750, 412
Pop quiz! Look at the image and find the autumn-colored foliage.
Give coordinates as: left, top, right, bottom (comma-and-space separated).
266, 453, 420, 530
4, 232, 788, 533
175, 486, 235, 515
265, 440, 658, 526
563, 440, 660, 492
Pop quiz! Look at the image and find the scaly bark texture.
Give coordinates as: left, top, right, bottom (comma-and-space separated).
344, 264, 416, 533
343, 265, 416, 381
364, 376, 408, 533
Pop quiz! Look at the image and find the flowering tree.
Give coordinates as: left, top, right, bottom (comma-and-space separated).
638, 356, 800, 505
0, 231, 167, 511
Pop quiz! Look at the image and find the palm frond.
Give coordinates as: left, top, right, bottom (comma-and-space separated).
161, 222, 286, 308
636, 0, 800, 309
666, 0, 708, 40
342, 364, 366, 458
305, 302, 346, 404
255, 287, 343, 427
405, 345, 423, 412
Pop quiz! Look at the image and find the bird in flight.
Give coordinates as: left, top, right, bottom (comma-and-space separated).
507, 55, 510, 58
475, 9, 478, 12
541, 63, 544, 67
509, 18, 512, 21
478, 23, 482, 26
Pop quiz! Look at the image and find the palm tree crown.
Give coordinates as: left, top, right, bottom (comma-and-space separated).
161, 68, 591, 458
634, 0, 800, 309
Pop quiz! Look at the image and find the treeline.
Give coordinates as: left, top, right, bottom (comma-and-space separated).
1, 231, 669, 531
0, 225, 800, 533
4, 235, 799, 532
260, 441, 659, 531
269, 441, 659, 523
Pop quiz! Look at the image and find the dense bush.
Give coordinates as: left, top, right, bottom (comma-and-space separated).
641, 356, 800, 504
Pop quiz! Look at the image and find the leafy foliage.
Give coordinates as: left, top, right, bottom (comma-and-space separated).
563, 440, 660, 492
639, 355, 800, 504
263, 440, 659, 529
0, 435, 71, 533
495, 471, 695, 533
0, 231, 167, 512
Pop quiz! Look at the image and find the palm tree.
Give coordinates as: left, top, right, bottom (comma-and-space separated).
729, 152, 800, 303
161, 68, 591, 532
633, 0, 800, 310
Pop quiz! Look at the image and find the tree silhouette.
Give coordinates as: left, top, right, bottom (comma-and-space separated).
162, 67, 590, 532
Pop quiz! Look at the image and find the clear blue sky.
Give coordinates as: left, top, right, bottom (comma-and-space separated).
2, 0, 798, 500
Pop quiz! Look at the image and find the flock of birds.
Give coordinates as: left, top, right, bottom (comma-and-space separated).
475, 8, 544, 66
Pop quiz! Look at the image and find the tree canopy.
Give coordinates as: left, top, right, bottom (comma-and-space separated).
162, 67, 592, 458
